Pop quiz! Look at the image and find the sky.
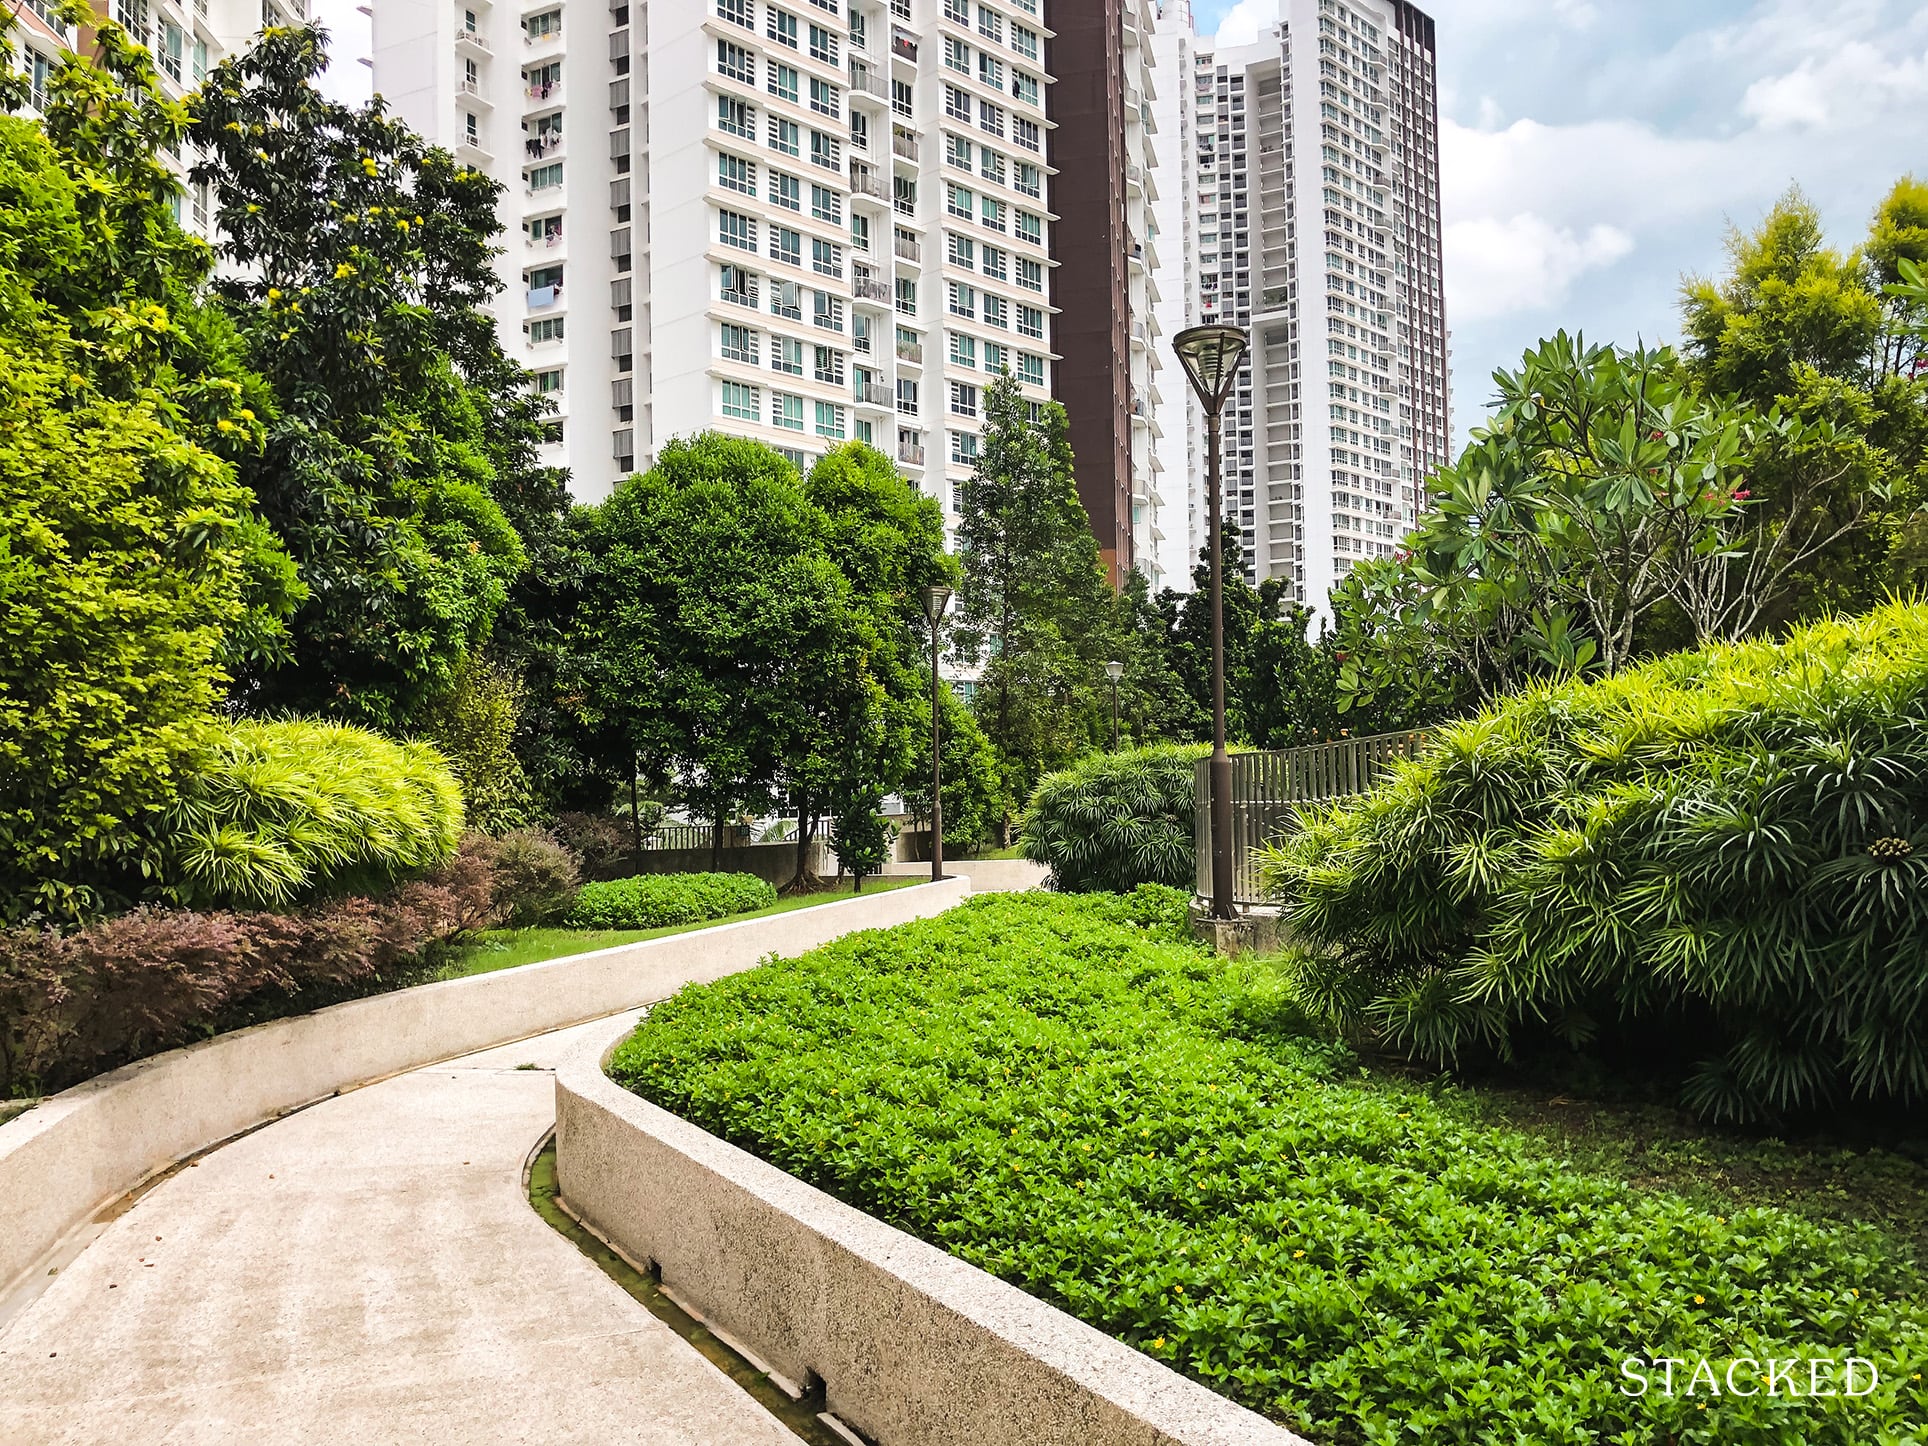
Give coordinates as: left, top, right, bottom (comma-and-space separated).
310, 0, 370, 107
1196, 0, 1928, 442
309, 0, 1927, 445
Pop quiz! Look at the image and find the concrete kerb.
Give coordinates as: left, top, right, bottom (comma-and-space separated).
0, 876, 973, 1306
554, 1024, 1313, 1446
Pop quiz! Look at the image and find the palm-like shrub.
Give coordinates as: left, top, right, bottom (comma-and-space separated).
1259, 602, 1928, 1121
1022, 745, 1208, 893
154, 720, 464, 907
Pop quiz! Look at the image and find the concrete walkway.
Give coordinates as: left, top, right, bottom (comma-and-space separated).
0, 1015, 803, 1446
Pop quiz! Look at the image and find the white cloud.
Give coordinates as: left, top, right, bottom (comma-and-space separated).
1444, 215, 1633, 321
1740, 40, 1928, 130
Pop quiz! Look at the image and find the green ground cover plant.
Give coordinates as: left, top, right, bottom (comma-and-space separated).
1020, 744, 1208, 892
611, 889, 1928, 1445
1261, 602, 1928, 1123
566, 871, 779, 930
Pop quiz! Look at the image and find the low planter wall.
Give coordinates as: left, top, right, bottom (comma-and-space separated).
0, 877, 970, 1300
630, 839, 834, 887
555, 1030, 1311, 1446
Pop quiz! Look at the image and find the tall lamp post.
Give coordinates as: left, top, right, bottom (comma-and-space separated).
1172, 324, 1250, 921
923, 582, 953, 883
1105, 660, 1123, 751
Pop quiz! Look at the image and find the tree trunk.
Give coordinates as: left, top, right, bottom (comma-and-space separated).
628, 759, 643, 869
711, 800, 724, 872
783, 796, 826, 895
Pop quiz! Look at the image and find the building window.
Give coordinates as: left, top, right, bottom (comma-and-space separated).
773, 335, 804, 375
771, 225, 802, 266
810, 184, 842, 223
947, 282, 976, 319
1016, 210, 1042, 245
1012, 24, 1039, 61
771, 279, 803, 319
978, 99, 1004, 138
527, 162, 563, 191
945, 132, 973, 171
809, 76, 841, 118
1018, 304, 1044, 338
949, 381, 978, 417
982, 340, 1007, 373
721, 323, 760, 363
772, 170, 802, 210
946, 183, 974, 221
808, 22, 839, 63
770, 117, 801, 155
721, 263, 759, 306
980, 244, 1007, 281
814, 400, 846, 438
717, 0, 753, 29
719, 152, 757, 194
720, 209, 758, 251
943, 84, 971, 123
809, 129, 841, 170
976, 4, 1002, 43
1017, 352, 1044, 385
943, 36, 969, 73
814, 346, 845, 384
718, 39, 754, 83
1017, 257, 1043, 292
947, 232, 976, 267
982, 293, 1008, 329
812, 237, 844, 277
977, 53, 1003, 89
977, 146, 1005, 185
773, 392, 806, 431
769, 62, 799, 103
1014, 117, 1040, 152
1015, 162, 1041, 198
942, 0, 967, 22
980, 196, 1007, 232
767, 5, 798, 46
533, 367, 565, 394
896, 377, 919, 414
527, 316, 566, 343
1012, 71, 1039, 108
895, 277, 917, 313
721, 380, 761, 419
949, 331, 977, 368
951, 430, 979, 464
813, 290, 846, 332
719, 96, 755, 138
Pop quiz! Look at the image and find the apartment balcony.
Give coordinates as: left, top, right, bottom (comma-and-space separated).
524, 133, 563, 159
898, 442, 926, 466
852, 276, 893, 305
526, 283, 563, 309
456, 76, 490, 105
848, 62, 889, 104
891, 129, 919, 161
893, 233, 921, 263
525, 81, 561, 105
890, 30, 917, 62
896, 339, 923, 365
849, 167, 886, 202
1129, 320, 1150, 349
854, 382, 893, 408
456, 25, 490, 56
525, 228, 564, 249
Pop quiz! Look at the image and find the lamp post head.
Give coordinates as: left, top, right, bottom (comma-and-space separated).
1105, 660, 1124, 682
1172, 324, 1250, 415
922, 581, 954, 626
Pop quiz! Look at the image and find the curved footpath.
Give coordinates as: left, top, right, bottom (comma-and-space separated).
0, 1014, 806, 1445
0, 867, 1044, 1445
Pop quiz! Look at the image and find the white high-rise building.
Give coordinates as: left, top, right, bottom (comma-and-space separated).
374, 0, 1062, 511
1146, 0, 1201, 589
1150, 0, 1448, 610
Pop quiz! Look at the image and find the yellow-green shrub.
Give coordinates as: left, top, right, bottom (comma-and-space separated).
154, 719, 464, 907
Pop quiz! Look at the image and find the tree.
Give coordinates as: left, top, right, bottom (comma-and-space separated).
574, 435, 890, 872
0, 9, 294, 919
899, 685, 1010, 858
951, 375, 1121, 821
191, 25, 528, 732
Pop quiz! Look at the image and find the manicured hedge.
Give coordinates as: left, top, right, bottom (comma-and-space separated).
611, 889, 1927, 1445
1258, 602, 1928, 1122
566, 871, 776, 930
157, 718, 465, 908
1020, 744, 1208, 892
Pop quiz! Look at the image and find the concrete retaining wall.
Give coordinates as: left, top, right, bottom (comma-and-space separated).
0, 878, 971, 1298
555, 1029, 1311, 1446
631, 839, 834, 887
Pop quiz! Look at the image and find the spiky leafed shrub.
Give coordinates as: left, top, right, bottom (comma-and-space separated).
1021, 744, 1209, 893
565, 871, 777, 930
153, 719, 464, 908
1258, 602, 1928, 1121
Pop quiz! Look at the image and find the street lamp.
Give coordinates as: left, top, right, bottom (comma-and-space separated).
1172, 323, 1250, 921
1105, 660, 1123, 751
922, 582, 954, 883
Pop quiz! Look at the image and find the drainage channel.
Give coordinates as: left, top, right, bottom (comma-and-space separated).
525, 1138, 870, 1446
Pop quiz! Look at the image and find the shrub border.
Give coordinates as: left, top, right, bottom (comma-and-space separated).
555, 1026, 1309, 1446
0, 878, 970, 1304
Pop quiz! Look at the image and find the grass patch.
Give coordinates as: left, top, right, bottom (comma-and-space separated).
610, 887, 1928, 1445
440, 875, 921, 979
